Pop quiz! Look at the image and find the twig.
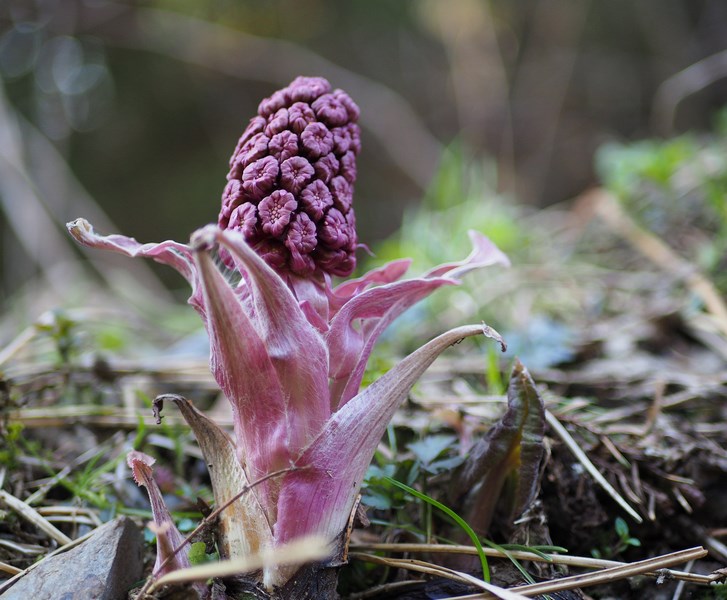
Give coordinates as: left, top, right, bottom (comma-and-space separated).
348, 553, 530, 599
0, 322, 37, 367
0, 489, 72, 546
0, 561, 21, 576
545, 410, 643, 523
350, 543, 717, 585
670, 559, 694, 600
587, 188, 727, 339
652, 49, 727, 135
509, 546, 707, 597
444, 546, 708, 599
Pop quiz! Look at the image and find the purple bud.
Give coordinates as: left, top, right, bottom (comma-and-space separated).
242, 156, 279, 201
319, 208, 350, 249
285, 212, 318, 274
299, 180, 333, 221
228, 133, 270, 179
329, 176, 353, 213
347, 123, 362, 154
258, 190, 297, 237
312, 94, 349, 127
232, 116, 266, 160
288, 102, 316, 134
228, 202, 259, 240
333, 89, 360, 121
331, 127, 351, 155
288, 76, 331, 102
339, 151, 357, 184
280, 156, 314, 195
264, 108, 289, 137
301, 122, 334, 158
269, 130, 299, 162
258, 89, 289, 118
253, 239, 288, 269
221, 76, 359, 277
315, 246, 355, 277
220, 179, 245, 226
313, 153, 340, 184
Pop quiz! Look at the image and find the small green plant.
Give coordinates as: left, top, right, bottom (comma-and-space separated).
591, 517, 641, 559
386, 476, 490, 581
0, 421, 24, 469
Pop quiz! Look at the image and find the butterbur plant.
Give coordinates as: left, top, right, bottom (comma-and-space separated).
67, 76, 509, 598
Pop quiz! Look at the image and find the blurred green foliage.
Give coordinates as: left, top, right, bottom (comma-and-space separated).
363, 144, 576, 371
596, 107, 727, 291
369, 143, 525, 273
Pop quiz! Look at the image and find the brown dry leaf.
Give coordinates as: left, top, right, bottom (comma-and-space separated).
452, 359, 545, 534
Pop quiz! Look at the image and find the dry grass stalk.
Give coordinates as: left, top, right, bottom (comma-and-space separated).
545, 410, 643, 523
350, 543, 718, 585
0, 489, 72, 546
442, 546, 708, 599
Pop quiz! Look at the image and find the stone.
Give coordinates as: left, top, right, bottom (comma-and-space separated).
1, 516, 144, 600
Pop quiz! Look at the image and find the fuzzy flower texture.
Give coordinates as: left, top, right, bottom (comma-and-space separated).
67, 76, 509, 592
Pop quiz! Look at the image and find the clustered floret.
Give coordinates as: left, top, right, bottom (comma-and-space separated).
219, 76, 361, 277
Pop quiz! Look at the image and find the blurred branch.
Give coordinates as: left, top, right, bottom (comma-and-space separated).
20, 102, 174, 304
80, 5, 442, 188
0, 77, 173, 311
506, 0, 589, 201
0, 78, 86, 299
582, 187, 727, 339
652, 49, 727, 135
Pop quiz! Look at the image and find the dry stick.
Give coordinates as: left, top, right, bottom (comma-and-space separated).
135, 465, 302, 600
0, 489, 72, 546
349, 553, 477, 588
0, 322, 37, 367
349, 543, 718, 585
545, 410, 643, 523
588, 188, 727, 339
670, 559, 694, 600
0, 561, 21, 576
444, 546, 708, 599
509, 546, 707, 597
348, 554, 530, 600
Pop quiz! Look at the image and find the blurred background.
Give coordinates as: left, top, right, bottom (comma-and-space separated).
1, 0, 727, 323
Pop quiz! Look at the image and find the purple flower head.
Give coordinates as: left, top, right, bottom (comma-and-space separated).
301, 122, 334, 158
228, 202, 259, 240
312, 93, 349, 127
340, 151, 357, 184
280, 156, 314, 195
242, 155, 279, 201
268, 130, 299, 162
319, 208, 351, 249
228, 132, 270, 180
264, 108, 289, 137
220, 179, 245, 226
219, 76, 361, 278
300, 180, 333, 221
259, 190, 297, 237
288, 102, 316, 134
313, 153, 339, 184
329, 176, 353, 212
288, 76, 331, 102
